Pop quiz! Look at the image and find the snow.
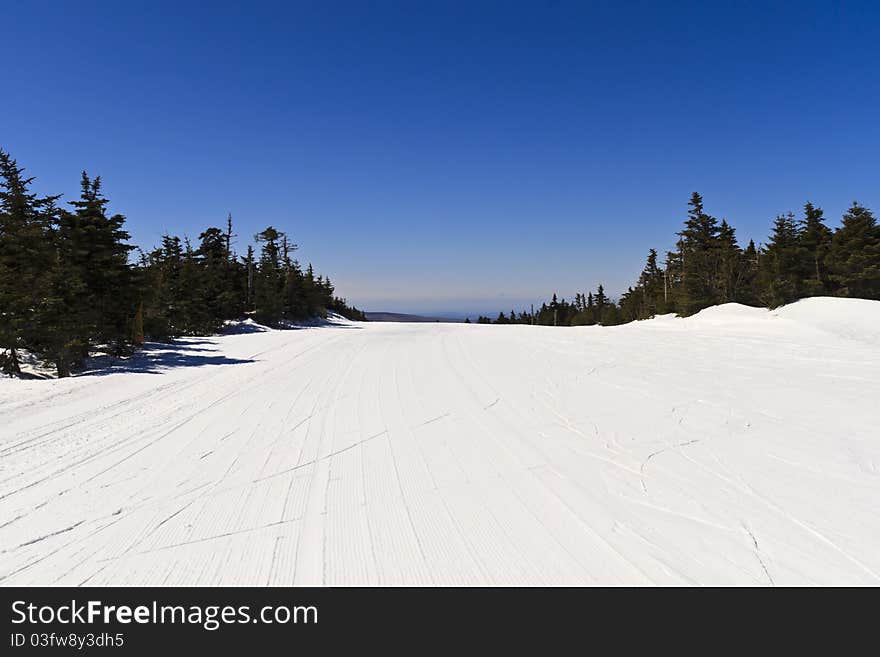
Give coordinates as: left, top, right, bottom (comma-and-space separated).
1, 298, 879, 585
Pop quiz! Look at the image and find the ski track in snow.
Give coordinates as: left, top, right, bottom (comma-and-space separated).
1, 298, 879, 586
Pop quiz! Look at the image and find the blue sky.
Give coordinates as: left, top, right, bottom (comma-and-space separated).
4, 1, 879, 314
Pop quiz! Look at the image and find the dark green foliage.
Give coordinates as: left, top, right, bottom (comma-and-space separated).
489, 192, 880, 328
0, 150, 59, 374
716, 220, 741, 303
198, 226, 244, 323
67, 173, 136, 355
736, 240, 761, 306
141, 234, 194, 338
253, 227, 285, 326
675, 192, 723, 314
0, 148, 364, 377
42, 176, 133, 374
826, 203, 880, 299
758, 213, 802, 307
799, 202, 832, 296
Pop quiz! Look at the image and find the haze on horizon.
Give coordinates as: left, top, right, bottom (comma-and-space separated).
4, 1, 879, 315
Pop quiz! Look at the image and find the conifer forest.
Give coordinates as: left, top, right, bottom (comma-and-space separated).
0, 149, 366, 377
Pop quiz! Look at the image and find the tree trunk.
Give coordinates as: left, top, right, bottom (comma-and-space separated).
1, 348, 22, 376
56, 353, 70, 378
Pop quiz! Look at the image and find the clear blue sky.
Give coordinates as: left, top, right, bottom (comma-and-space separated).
4, 1, 879, 314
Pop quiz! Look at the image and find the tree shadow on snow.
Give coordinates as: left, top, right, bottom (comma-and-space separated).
78, 341, 256, 376
222, 322, 269, 335
76, 319, 363, 377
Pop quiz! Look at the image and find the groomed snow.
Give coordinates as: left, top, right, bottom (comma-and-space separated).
1, 298, 878, 585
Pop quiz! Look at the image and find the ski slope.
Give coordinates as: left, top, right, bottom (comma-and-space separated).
1, 298, 879, 586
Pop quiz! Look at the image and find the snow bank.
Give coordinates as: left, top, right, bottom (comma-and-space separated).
772, 297, 880, 346
689, 302, 770, 321
653, 297, 880, 346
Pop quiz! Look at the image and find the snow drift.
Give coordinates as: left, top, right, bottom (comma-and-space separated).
1, 297, 878, 585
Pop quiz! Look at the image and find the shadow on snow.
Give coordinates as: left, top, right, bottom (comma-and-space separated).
76, 319, 360, 376
78, 341, 256, 376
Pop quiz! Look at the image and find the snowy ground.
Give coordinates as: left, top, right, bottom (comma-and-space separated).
1, 298, 878, 586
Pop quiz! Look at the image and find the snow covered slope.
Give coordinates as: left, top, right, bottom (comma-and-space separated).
1, 298, 878, 585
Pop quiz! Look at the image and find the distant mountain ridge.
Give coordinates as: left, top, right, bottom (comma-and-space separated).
365, 312, 464, 323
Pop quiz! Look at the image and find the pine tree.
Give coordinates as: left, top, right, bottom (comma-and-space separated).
279, 235, 305, 319
663, 246, 682, 313
180, 237, 213, 333
759, 213, 801, 307
736, 239, 761, 305
636, 248, 665, 317
63, 172, 135, 356
243, 245, 255, 311
827, 203, 880, 299
675, 192, 722, 315
148, 234, 185, 337
594, 284, 607, 322
716, 219, 741, 304
0, 150, 58, 373
618, 286, 638, 322
224, 212, 235, 260
254, 227, 285, 325
197, 226, 241, 328
798, 202, 832, 296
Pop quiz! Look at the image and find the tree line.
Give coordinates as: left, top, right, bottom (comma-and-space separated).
0, 149, 365, 377
475, 192, 880, 326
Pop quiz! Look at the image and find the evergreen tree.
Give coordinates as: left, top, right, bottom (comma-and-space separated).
736, 239, 761, 306
302, 263, 322, 317
243, 245, 255, 311
798, 202, 832, 296
675, 192, 722, 315
594, 285, 607, 321
636, 248, 665, 317
254, 227, 285, 325
63, 172, 135, 356
585, 292, 595, 325
150, 234, 185, 337
280, 235, 306, 319
716, 219, 742, 303
617, 286, 639, 322
44, 205, 89, 376
663, 246, 683, 314
180, 237, 213, 333
827, 202, 880, 299
0, 151, 58, 372
224, 212, 235, 259
197, 226, 241, 327
759, 213, 801, 307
